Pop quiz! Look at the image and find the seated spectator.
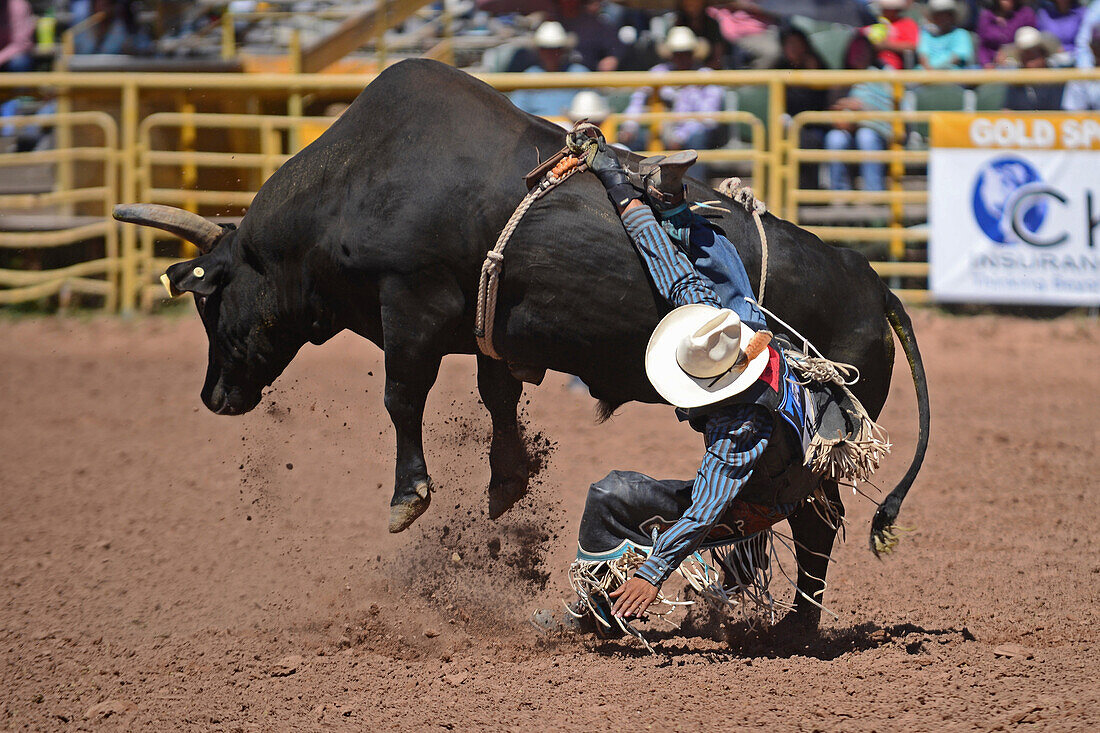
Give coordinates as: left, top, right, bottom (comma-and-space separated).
1074, 0, 1100, 66
1063, 25, 1100, 107
918, 0, 977, 69
509, 21, 589, 119
1037, 0, 1086, 57
824, 35, 894, 193
712, 2, 781, 69
0, 0, 34, 72
618, 26, 722, 165
1003, 26, 1066, 108
775, 24, 830, 190
73, 0, 149, 55
556, 0, 624, 72
977, 0, 1038, 67
864, 0, 920, 69
567, 89, 610, 127
674, 0, 729, 69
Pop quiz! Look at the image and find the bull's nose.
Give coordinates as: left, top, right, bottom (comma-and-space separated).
206, 382, 229, 414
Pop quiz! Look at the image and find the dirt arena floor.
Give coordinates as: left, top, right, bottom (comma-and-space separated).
1, 309, 1098, 731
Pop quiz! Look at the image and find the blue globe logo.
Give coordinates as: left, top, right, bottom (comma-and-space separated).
971, 156, 1048, 245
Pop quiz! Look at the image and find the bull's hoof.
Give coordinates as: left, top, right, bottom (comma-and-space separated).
388, 480, 432, 533
487, 474, 528, 520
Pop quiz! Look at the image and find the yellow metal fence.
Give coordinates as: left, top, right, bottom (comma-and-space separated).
0, 67, 1094, 311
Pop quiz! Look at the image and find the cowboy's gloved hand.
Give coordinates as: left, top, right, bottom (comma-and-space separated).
568, 123, 637, 212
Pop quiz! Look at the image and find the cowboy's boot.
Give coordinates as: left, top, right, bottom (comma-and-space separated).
637, 150, 698, 214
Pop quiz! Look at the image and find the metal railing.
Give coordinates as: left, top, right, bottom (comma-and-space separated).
0, 66, 1095, 310
0, 111, 119, 308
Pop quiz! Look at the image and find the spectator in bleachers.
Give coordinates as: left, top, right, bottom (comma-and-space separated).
1002, 26, 1066, 107
865, 0, 920, 69
775, 25, 830, 190
918, 0, 977, 68
1073, 0, 1100, 65
73, 0, 148, 55
556, 0, 624, 72
824, 34, 893, 193
509, 21, 590, 119
567, 89, 611, 125
674, 0, 729, 69
712, 2, 781, 69
618, 26, 722, 162
977, 0, 1038, 67
1037, 0, 1086, 57
0, 0, 34, 72
1063, 25, 1100, 107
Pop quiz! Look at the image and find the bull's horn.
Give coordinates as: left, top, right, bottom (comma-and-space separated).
113, 204, 222, 253
160, 273, 182, 298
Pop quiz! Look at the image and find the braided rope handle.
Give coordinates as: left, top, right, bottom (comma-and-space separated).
719, 177, 768, 307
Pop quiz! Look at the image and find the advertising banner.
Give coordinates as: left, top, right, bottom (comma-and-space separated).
928, 113, 1100, 305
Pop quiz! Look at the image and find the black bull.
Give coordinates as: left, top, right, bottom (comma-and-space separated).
116, 60, 929, 627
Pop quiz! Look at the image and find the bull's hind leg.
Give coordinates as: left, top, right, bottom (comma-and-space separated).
380, 274, 464, 533
781, 479, 845, 630
476, 355, 528, 520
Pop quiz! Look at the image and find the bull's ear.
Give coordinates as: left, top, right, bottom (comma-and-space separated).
164, 254, 223, 298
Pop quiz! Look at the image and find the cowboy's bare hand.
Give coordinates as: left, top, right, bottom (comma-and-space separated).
609, 576, 660, 618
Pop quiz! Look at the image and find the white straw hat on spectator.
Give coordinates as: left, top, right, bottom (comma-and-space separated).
927, 0, 956, 14
568, 91, 611, 124
878, 0, 907, 10
534, 21, 574, 49
1014, 26, 1043, 51
658, 26, 710, 61
1002, 26, 1062, 60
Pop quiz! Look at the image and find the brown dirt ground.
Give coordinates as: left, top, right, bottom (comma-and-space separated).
1, 309, 1098, 731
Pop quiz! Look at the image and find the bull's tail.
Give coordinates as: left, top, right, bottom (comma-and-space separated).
871, 290, 930, 556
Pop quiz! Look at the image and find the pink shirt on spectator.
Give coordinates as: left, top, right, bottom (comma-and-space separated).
0, 0, 35, 68
976, 6, 1038, 66
709, 8, 767, 42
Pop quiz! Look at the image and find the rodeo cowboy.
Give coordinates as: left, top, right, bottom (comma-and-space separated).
535, 126, 886, 639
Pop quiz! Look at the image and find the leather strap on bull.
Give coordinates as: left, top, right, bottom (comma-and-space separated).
474, 131, 589, 361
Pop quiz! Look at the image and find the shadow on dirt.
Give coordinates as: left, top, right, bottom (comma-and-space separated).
591, 620, 976, 663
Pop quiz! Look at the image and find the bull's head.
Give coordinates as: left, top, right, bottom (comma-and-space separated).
114, 204, 331, 416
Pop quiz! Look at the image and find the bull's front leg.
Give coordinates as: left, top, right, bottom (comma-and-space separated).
476, 354, 528, 519
779, 479, 845, 631
383, 355, 440, 533
380, 274, 462, 533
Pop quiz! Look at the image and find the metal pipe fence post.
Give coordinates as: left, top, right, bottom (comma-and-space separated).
288, 34, 303, 153
222, 13, 236, 60
120, 82, 139, 314
888, 80, 906, 290
767, 77, 784, 217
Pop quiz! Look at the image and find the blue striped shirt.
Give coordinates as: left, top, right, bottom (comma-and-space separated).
621, 204, 771, 586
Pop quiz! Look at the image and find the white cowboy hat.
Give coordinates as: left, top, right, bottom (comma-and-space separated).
1002, 26, 1062, 60
534, 21, 574, 49
645, 305, 772, 409
658, 26, 710, 62
568, 90, 611, 124
877, 0, 908, 10
927, 0, 956, 15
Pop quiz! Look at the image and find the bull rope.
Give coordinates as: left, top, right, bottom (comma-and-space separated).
474, 156, 586, 360
715, 177, 769, 307
477, 158, 770, 359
